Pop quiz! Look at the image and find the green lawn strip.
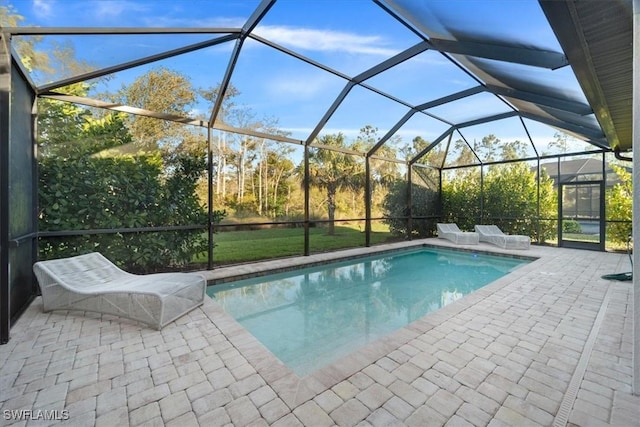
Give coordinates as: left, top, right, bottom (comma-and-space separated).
195, 225, 394, 265
562, 233, 599, 243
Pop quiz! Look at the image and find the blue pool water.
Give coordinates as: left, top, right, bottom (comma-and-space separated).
208, 248, 529, 376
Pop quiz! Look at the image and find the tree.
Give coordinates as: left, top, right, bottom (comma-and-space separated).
440, 161, 556, 241
200, 83, 240, 203
482, 163, 556, 240
199, 82, 240, 124
37, 83, 93, 158
353, 125, 402, 218
606, 164, 632, 244
441, 168, 482, 230
356, 126, 400, 187
382, 180, 439, 238
37, 86, 224, 271
476, 134, 500, 162
38, 151, 216, 272
198, 83, 293, 218
407, 136, 445, 166
225, 107, 260, 205
254, 143, 295, 217
501, 139, 530, 161
1, 4, 52, 76
307, 133, 364, 235
117, 66, 196, 151
547, 132, 569, 153
451, 138, 477, 167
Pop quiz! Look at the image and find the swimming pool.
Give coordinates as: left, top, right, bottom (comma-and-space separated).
208, 247, 529, 376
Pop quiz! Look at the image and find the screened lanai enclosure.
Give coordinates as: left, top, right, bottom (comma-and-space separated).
0, 0, 636, 360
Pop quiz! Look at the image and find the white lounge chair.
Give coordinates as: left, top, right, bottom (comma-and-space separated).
33, 252, 206, 329
474, 225, 530, 250
436, 223, 479, 245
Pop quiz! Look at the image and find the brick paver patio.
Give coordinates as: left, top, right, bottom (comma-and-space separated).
1, 240, 638, 426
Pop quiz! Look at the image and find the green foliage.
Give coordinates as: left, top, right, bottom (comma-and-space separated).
382, 180, 439, 238
1, 4, 52, 75
33, 60, 230, 272
118, 66, 197, 151
441, 169, 481, 230
606, 164, 632, 243
562, 220, 582, 234
442, 163, 556, 241
306, 133, 365, 235
483, 163, 556, 240
39, 151, 223, 272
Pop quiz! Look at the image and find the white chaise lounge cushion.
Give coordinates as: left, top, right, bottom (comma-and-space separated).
436, 223, 479, 245
474, 225, 530, 250
33, 252, 206, 329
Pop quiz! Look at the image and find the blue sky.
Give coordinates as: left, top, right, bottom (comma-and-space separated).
7, 0, 595, 160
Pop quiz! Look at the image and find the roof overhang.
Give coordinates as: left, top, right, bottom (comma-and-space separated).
540, 0, 633, 152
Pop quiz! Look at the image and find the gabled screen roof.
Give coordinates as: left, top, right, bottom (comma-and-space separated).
3, 0, 632, 164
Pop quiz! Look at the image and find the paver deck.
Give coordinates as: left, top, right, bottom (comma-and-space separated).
1, 239, 638, 426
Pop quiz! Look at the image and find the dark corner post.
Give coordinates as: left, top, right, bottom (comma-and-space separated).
536, 158, 541, 244
438, 168, 443, 230
31, 72, 38, 294
632, 0, 639, 396
364, 156, 371, 247
0, 32, 10, 344
600, 152, 606, 249
602, 151, 607, 242
207, 127, 214, 270
304, 144, 310, 256
479, 164, 484, 225
407, 164, 413, 240
556, 156, 562, 245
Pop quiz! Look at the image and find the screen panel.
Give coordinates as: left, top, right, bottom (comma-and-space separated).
4, 60, 38, 341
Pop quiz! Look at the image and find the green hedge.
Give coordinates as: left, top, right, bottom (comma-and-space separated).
39, 152, 224, 272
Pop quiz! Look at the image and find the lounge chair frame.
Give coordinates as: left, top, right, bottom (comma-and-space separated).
436, 223, 479, 245
33, 252, 206, 329
474, 225, 530, 250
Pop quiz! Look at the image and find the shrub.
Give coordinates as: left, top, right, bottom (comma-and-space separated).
382, 180, 439, 238
562, 219, 582, 234
606, 164, 632, 244
39, 152, 225, 272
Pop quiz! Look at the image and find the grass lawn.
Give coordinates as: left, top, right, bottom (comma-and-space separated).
562, 233, 600, 243
196, 223, 397, 265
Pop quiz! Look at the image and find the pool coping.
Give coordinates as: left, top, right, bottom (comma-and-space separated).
203, 239, 538, 286
199, 238, 545, 408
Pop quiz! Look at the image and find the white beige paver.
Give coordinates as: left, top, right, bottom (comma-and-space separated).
1, 239, 639, 426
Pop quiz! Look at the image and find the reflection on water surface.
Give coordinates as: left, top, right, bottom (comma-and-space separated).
208, 248, 527, 376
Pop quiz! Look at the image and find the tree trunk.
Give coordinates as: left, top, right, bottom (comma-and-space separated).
258, 142, 264, 215
273, 169, 282, 212
264, 158, 269, 216
221, 133, 226, 199
238, 141, 246, 202
328, 186, 336, 235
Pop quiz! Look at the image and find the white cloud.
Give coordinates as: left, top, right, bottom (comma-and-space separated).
266, 74, 335, 100
280, 126, 364, 140
254, 25, 398, 57
32, 0, 53, 19
143, 15, 246, 28
85, 0, 149, 20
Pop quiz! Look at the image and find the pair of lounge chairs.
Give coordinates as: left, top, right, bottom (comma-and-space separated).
33, 252, 207, 329
437, 223, 530, 250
